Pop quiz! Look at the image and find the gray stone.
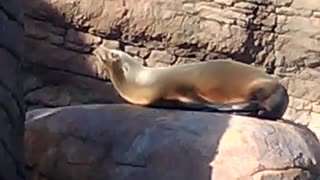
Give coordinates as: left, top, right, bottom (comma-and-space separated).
25, 104, 320, 180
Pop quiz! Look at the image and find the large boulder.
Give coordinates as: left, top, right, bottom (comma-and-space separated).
0, 0, 25, 179
25, 104, 320, 180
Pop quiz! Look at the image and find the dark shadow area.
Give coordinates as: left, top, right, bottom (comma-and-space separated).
25, 104, 232, 180
23, 0, 126, 110
0, 0, 26, 179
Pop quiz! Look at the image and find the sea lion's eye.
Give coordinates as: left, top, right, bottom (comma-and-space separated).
110, 52, 120, 62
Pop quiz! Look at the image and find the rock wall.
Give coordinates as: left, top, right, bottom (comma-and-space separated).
0, 0, 26, 179
24, 0, 320, 136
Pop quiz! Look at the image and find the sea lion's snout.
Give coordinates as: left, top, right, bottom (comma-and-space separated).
93, 46, 122, 64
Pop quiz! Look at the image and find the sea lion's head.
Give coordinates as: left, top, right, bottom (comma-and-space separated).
93, 46, 122, 66
93, 46, 140, 79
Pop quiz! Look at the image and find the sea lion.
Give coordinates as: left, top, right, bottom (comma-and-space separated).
93, 46, 289, 120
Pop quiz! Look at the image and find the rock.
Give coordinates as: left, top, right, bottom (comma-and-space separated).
138, 48, 151, 59
124, 45, 140, 56
175, 57, 199, 65
309, 112, 320, 140
291, 0, 320, 11
23, 65, 124, 109
25, 104, 320, 180
25, 36, 100, 77
146, 50, 175, 67
0, 0, 26, 179
48, 34, 64, 46
65, 29, 102, 46
305, 59, 320, 68
101, 39, 120, 49
275, 16, 320, 65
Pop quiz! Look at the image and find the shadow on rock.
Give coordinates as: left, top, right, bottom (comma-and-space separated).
25, 104, 232, 180
25, 104, 320, 180
23, 0, 125, 110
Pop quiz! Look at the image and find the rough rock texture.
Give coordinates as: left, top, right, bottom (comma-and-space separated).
23, 0, 320, 139
25, 104, 320, 180
0, 0, 26, 179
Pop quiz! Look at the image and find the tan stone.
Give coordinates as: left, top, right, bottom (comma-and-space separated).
275, 0, 294, 6
275, 19, 320, 66
138, 48, 150, 58
229, 7, 253, 15
309, 112, 320, 140
287, 78, 320, 101
276, 7, 297, 16
124, 45, 140, 56
276, 7, 312, 17
314, 11, 320, 18
311, 112, 320, 123
261, 13, 276, 27
101, 39, 120, 49
291, 0, 320, 11
197, 5, 236, 24
234, 2, 257, 10
146, 50, 175, 67
214, 0, 234, 6
313, 102, 320, 113
297, 68, 320, 83
282, 107, 296, 121
292, 111, 311, 126
288, 97, 312, 111
175, 57, 198, 65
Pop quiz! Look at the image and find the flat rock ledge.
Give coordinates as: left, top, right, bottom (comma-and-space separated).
25, 104, 320, 180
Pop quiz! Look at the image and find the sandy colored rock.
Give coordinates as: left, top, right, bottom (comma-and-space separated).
25, 104, 320, 180
146, 50, 175, 67
275, 16, 320, 65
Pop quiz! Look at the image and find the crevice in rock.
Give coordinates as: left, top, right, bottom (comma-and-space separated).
114, 161, 146, 168
66, 161, 93, 166
0, 45, 21, 63
0, 4, 23, 27
23, 61, 108, 82
0, 102, 16, 129
0, 79, 25, 124
23, 85, 46, 97
26, 164, 51, 180
251, 166, 320, 177
0, 139, 25, 180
